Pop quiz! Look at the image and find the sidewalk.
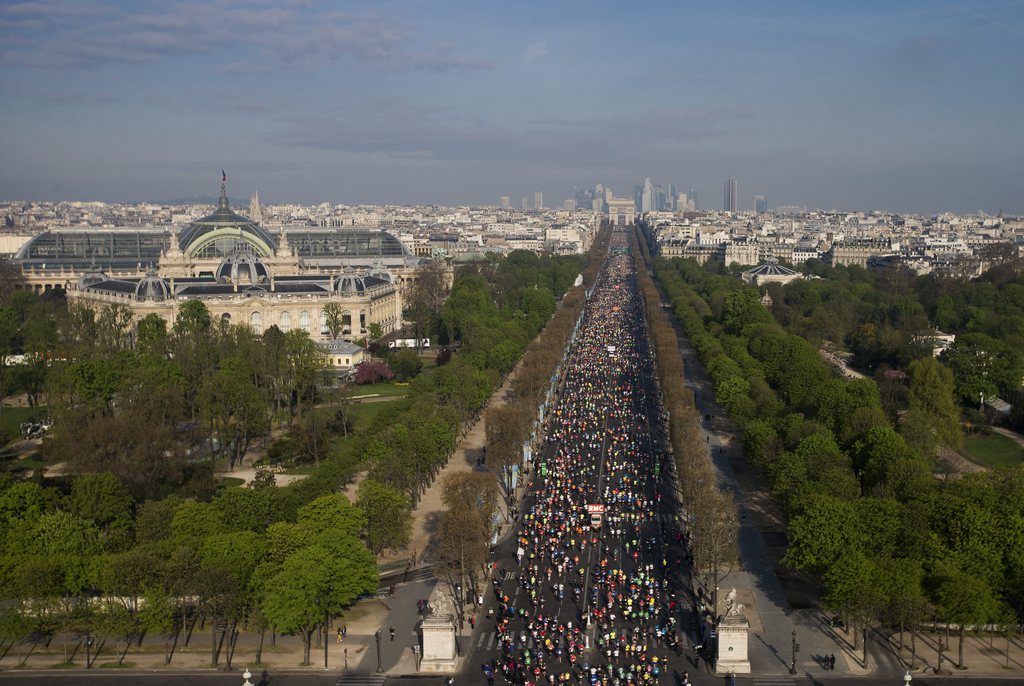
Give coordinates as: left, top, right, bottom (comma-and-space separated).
659, 282, 1023, 679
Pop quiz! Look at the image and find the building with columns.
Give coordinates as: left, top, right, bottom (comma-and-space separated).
16, 181, 416, 343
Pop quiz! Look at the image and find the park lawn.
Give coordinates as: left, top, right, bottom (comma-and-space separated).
961, 433, 1024, 468
0, 405, 48, 438
349, 383, 407, 398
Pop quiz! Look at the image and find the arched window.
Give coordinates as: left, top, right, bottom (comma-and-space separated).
250, 311, 263, 332
320, 309, 329, 335
279, 311, 291, 332
299, 310, 311, 332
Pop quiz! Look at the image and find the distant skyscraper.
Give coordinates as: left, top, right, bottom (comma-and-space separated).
688, 188, 699, 211
564, 199, 576, 211
668, 184, 678, 211
677, 192, 688, 212
755, 195, 768, 214
534, 191, 543, 210
724, 177, 738, 212
500, 196, 511, 209
641, 178, 654, 213
522, 197, 529, 210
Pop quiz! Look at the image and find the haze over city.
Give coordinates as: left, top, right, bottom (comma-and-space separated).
1, 0, 1022, 214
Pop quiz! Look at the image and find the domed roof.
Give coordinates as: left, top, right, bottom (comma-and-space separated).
216, 250, 270, 286
335, 269, 366, 294
135, 268, 171, 301
177, 176, 277, 258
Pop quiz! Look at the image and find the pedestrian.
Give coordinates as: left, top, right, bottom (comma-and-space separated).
389, 626, 395, 641
337, 627, 343, 643
829, 653, 836, 671
470, 615, 476, 629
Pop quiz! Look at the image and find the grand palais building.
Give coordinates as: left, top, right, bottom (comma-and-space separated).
13, 183, 424, 344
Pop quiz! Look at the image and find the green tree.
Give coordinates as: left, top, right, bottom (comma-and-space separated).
722, 288, 773, 335
170, 501, 226, 546
260, 534, 376, 664
784, 494, 863, 572
296, 494, 366, 539
68, 472, 133, 543
356, 479, 412, 554
200, 356, 269, 470
171, 299, 215, 419
942, 332, 1024, 405
137, 313, 169, 356
907, 357, 962, 448
283, 329, 325, 421
387, 347, 423, 381
933, 567, 999, 669
321, 301, 344, 340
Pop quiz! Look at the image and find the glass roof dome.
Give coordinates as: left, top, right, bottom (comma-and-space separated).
177, 180, 277, 259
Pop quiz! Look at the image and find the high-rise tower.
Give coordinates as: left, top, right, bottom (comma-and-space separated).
724, 177, 738, 212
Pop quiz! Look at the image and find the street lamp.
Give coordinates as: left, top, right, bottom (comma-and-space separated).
242, 668, 254, 686
321, 585, 333, 670
903, 669, 912, 685
790, 630, 798, 675
375, 629, 383, 673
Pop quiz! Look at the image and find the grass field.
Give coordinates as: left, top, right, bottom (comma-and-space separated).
962, 433, 1024, 468
0, 406, 48, 438
349, 382, 408, 398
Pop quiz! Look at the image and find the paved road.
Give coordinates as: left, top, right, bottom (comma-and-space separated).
451, 233, 704, 686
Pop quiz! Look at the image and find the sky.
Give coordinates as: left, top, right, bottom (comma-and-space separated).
1, 0, 1022, 214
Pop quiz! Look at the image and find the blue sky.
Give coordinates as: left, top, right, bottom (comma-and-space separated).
1, 0, 1022, 213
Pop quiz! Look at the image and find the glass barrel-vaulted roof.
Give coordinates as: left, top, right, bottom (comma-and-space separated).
15, 229, 169, 269
177, 184, 277, 258
287, 229, 408, 258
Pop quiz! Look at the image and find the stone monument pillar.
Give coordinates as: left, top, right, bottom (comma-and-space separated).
715, 588, 751, 674
420, 586, 458, 672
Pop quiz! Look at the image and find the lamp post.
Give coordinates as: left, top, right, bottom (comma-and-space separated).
321, 584, 333, 670
790, 630, 798, 675
937, 639, 945, 674
903, 669, 912, 685
323, 603, 329, 670
375, 630, 383, 673
242, 668, 254, 686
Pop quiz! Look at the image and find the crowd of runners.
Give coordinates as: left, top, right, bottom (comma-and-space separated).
489, 232, 690, 686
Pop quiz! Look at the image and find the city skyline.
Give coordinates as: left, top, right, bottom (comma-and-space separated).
1, 1, 1023, 214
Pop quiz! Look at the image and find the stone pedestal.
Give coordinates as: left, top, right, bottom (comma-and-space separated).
715, 614, 751, 674
420, 615, 458, 672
